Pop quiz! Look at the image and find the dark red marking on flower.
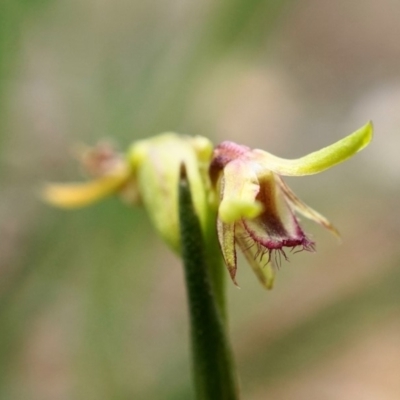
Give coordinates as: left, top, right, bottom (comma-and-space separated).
242, 218, 313, 250
243, 171, 315, 250
238, 223, 315, 270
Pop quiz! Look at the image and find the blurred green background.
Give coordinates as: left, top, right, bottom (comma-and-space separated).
1, 1, 400, 399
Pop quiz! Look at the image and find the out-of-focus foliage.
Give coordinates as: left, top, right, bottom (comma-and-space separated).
1, 1, 399, 399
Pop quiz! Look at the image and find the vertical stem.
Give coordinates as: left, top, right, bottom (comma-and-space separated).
178, 165, 239, 400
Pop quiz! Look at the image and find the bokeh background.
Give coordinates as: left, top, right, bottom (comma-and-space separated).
1, 1, 400, 399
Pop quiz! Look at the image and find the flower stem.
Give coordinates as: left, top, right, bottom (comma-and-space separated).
178, 165, 239, 400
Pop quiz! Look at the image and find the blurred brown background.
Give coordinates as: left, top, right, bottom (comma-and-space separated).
1, 0, 399, 399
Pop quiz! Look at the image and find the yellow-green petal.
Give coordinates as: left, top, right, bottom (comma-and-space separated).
252, 121, 373, 176
218, 159, 263, 224
217, 218, 238, 286
42, 170, 130, 209
128, 133, 213, 252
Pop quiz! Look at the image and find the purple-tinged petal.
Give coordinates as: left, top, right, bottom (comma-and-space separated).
209, 141, 250, 185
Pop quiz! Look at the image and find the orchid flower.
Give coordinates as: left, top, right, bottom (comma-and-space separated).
43, 133, 213, 252
209, 122, 373, 289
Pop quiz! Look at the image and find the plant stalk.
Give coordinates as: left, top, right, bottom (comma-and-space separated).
178, 165, 239, 400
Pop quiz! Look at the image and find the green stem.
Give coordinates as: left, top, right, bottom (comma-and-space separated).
178, 165, 239, 400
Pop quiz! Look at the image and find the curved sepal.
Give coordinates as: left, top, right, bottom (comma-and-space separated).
252, 122, 373, 176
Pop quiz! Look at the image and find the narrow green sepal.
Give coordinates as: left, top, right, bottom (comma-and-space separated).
253, 121, 373, 176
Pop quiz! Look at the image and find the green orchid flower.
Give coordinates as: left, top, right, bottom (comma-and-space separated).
43, 133, 213, 252
209, 122, 373, 289
44, 123, 373, 290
